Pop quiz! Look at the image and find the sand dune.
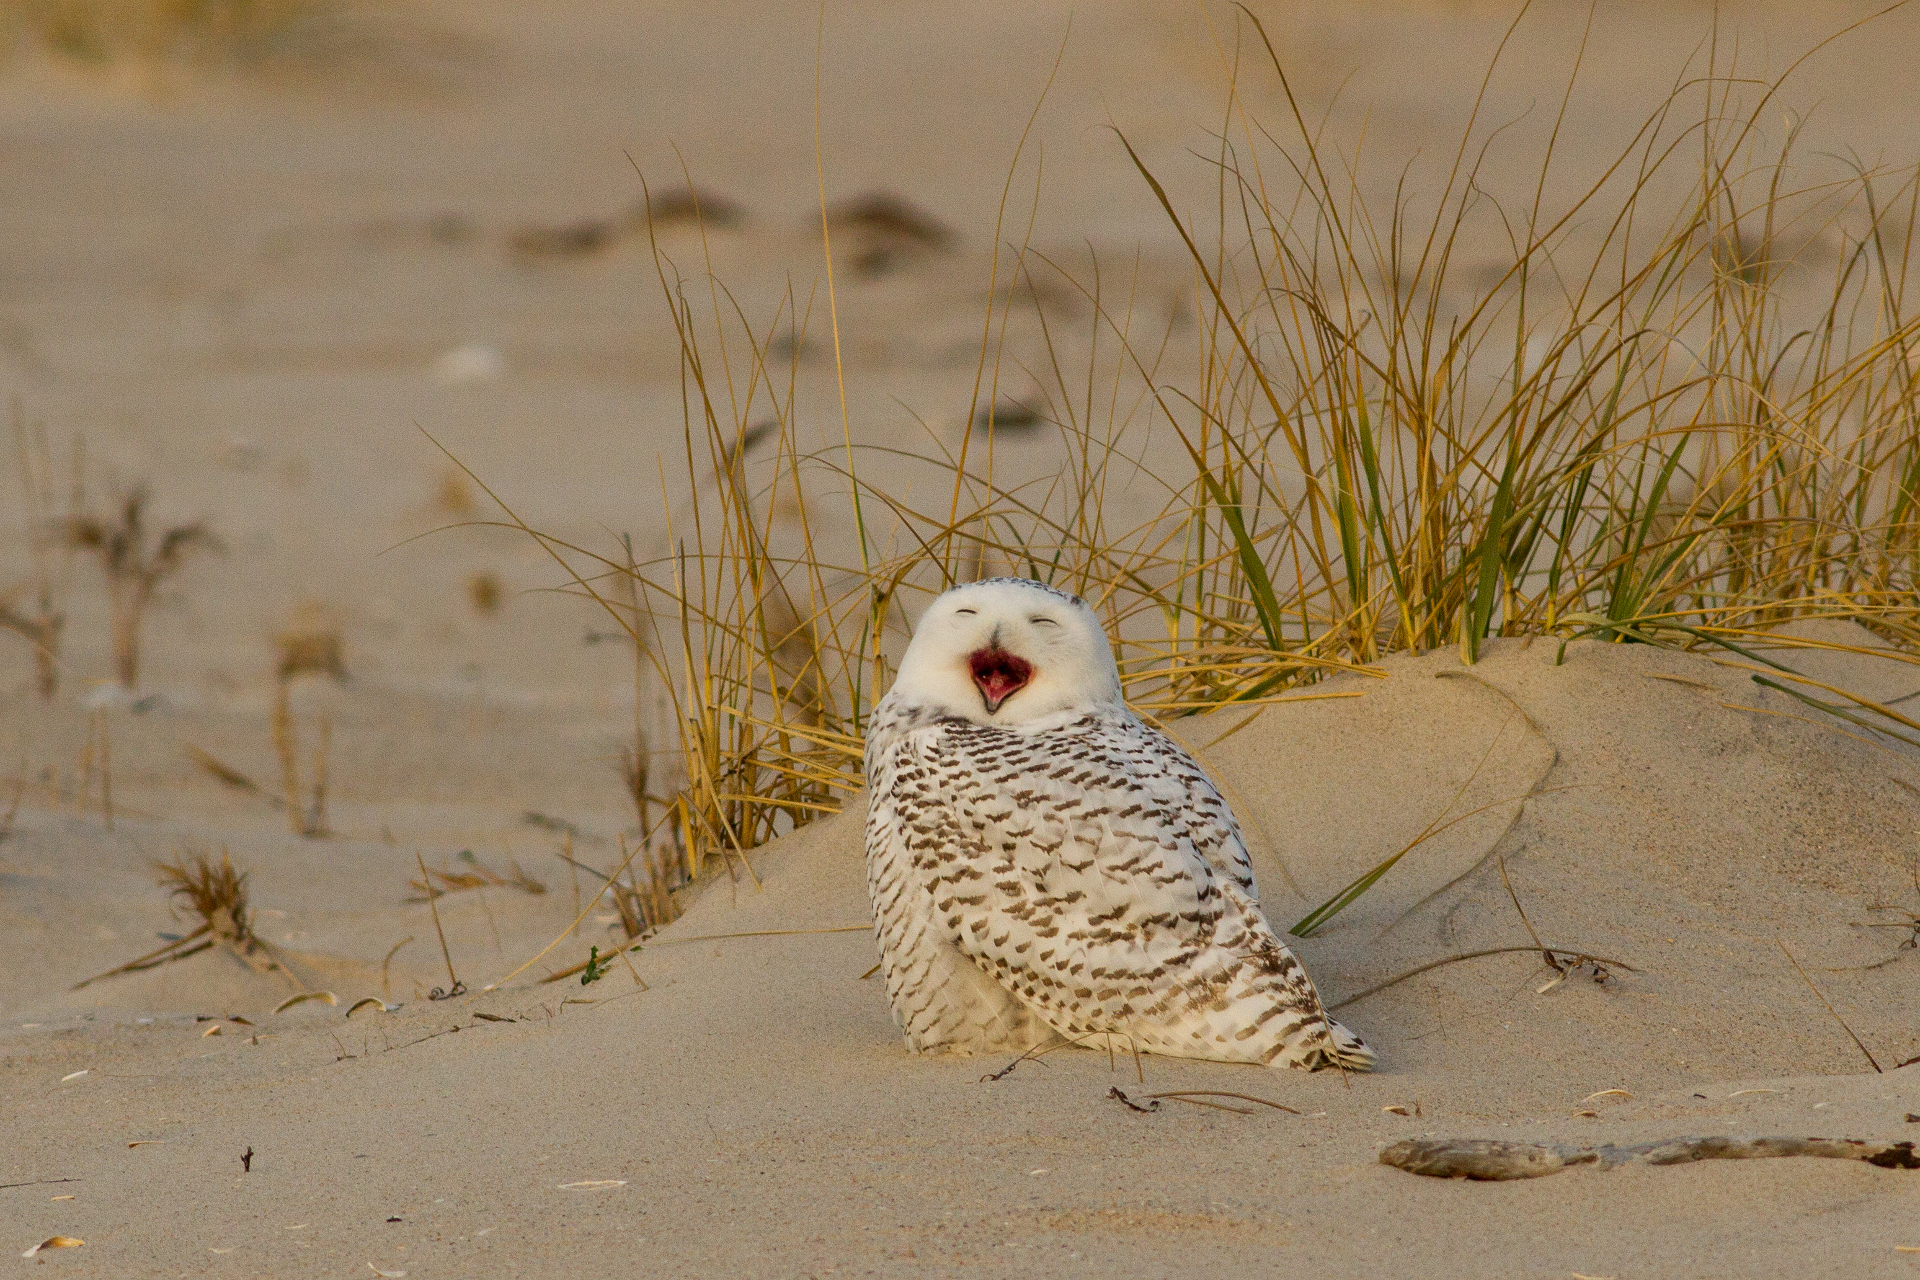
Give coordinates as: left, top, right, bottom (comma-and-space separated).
7, 636, 1919, 1276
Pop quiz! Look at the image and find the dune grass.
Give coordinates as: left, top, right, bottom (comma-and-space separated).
480, 9, 1920, 898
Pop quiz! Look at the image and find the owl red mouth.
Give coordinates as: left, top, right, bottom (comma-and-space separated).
968, 647, 1033, 714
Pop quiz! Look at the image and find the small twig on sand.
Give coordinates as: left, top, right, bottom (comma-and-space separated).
0, 1177, 81, 1191
1107, 1086, 1160, 1113
418, 851, 463, 1000
1328, 945, 1638, 1012
980, 1041, 1054, 1083
1145, 1090, 1301, 1115
1382, 1135, 1920, 1180
184, 745, 286, 809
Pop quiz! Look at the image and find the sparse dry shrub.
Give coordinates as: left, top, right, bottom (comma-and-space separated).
156, 848, 253, 945
64, 484, 221, 689
76, 848, 299, 989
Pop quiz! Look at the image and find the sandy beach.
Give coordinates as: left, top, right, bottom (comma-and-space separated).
5, 3, 1920, 1275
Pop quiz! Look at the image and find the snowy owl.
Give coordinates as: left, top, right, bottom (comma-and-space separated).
864, 577, 1374, 1072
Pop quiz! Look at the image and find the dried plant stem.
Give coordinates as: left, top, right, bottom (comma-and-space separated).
0, 764, 23, 839
306, 713, 330, 837
418, 851, 460, 995
482, 833, 650, 991
73, 718, 95, 819
271, 681, 331, 837
1779, 940, 1882, 1073
273, 682, 300, 833
1328, 946, 1639, 1012
380, 937, 413, 1002
98, 711, 112, 832
564, 832, 581, 937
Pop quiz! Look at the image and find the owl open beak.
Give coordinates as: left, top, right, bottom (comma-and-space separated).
968, 646, 1033, 714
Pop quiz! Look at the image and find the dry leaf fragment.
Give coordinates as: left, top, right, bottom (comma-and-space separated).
51, 1196, 74, 1202
128, 1140, 164, 1148
1581, 1090, 1631, 1102
21, 1237, 83, 1257
275, 991, 338, 1014
1895, 1245, 1920, 1253
202, 1024, 223, 1037
59, 1069, 89, 1082
368, 1265, 408, 1278
345, 997, 397, 1018
1382, 1104, 1418, 1117
556, 1180, 626, 1189
1572, 1109, 1599, 1118
1728, 1089, 1778, 1097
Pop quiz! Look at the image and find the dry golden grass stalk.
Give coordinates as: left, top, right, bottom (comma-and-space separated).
63, 484, 220, 689
406, 849, 546, 902
0, 593, 62, 698
0, 763, 23, 840
0, 411, 76, 700
70, 708, 112, 831
557, 833, 678, 942
415, 849, 464, 998
271, 607, 343, 837
185, 743, 272, 799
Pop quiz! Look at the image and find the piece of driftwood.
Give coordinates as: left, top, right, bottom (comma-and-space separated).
1380, 1136, 1920, 1180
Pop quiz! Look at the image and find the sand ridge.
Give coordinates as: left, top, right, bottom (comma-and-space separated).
7, 638, 1920, 1276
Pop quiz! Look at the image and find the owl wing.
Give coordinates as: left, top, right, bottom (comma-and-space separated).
905, 710, 1347, 1066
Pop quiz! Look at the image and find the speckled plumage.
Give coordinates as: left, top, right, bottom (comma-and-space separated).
864, 577, 1373, 1072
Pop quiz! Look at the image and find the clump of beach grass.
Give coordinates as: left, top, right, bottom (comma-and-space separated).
471, 9, 1920, 902
75, 849, 301, 989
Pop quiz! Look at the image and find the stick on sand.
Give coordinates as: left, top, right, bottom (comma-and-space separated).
1380, 1135, 1920, 1180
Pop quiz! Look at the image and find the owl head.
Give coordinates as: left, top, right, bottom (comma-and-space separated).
889, 577, 1123, 725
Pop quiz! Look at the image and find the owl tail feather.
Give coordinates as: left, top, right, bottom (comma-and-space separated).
1294, 1017, 1376, 1073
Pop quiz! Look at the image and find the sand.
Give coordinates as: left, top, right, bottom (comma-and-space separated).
4, 2, 1920, 1275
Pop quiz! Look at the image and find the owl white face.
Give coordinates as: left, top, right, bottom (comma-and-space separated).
889, 578, 1123, 725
